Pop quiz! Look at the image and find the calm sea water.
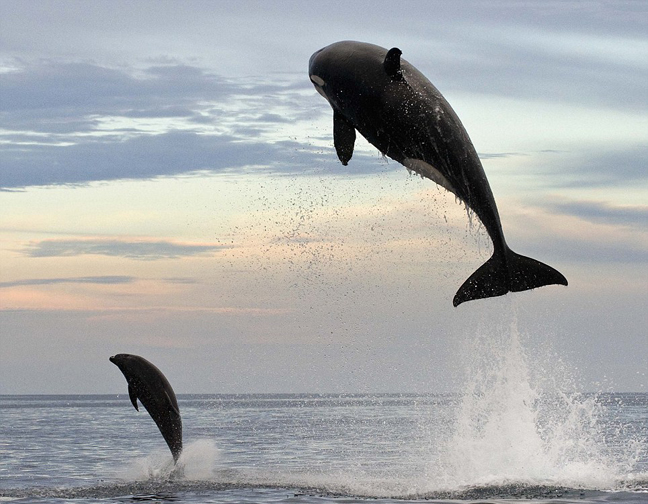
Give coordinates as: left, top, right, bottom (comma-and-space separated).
1, 390, 647, 504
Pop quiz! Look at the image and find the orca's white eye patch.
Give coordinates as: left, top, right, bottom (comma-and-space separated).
310, 74, 325, 87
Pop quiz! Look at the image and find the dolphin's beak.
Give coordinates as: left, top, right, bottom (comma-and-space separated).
109, 356, 116, 363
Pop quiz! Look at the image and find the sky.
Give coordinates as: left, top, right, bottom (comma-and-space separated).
0, 0, 646, 394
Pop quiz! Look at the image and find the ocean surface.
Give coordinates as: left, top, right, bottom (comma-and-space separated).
2, 327, 647, 503
1, 390, 647, 503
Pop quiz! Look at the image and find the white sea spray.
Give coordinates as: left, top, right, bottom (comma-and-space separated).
432, 304, 631, 491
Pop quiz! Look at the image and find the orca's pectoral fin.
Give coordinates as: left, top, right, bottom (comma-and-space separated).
453, 248, 568, 307
128, 384, 140, 411
333, 109, 356, 166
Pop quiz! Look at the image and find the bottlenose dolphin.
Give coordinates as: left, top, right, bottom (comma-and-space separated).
110, 353, 182, 463
309, 41, 567, 306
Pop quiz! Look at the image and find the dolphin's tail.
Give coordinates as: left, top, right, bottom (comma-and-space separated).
453, 247, 567, 307
164, 428, 182, 464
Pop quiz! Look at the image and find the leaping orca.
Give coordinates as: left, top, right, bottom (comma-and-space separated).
309, 41, 567, 306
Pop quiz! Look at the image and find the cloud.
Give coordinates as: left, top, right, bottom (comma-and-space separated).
0, 60, 373, 189
505, 197, 648, 265
546, 199, 648, 228
161, 277, 200, 285
0, 130, 320, 188
479, 152, 522, 160
547, 199, 648, 263
0, 61, 236, 121
0, 276, 135, 288
435, 31, 647, 113
22, 238, 230, 260
3, 16, 646, 191
546, 235, 648, 264
393, 3, 648, 114
3, 1, 647, 114
0, 60, 312, 137
505, 145, 648, 195
554, 146, 648, 188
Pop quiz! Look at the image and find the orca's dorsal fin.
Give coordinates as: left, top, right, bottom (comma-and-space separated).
333, 109, 356, 165
128, 384, 139, 411
383, 47, 403, 81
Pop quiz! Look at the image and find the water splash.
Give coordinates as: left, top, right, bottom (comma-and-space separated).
121, 439, 221, 481
436, 304, 629, 491
178, 439, 221, 480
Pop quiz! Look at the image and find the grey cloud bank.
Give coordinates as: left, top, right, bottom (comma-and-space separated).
1, 130, 315, 188
2, 1, 646, 199
3, 1, 646, 108
0, 61, 324, 188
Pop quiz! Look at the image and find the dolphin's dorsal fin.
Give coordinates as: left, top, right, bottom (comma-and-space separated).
165, 390, 180, 416
128, 384, 139, 411
383, 47, 403, 81
333, 109, 356, 165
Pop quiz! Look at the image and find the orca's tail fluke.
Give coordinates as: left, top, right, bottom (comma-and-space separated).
453, 248, 568, 307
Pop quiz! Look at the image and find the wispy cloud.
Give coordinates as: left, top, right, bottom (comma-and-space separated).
23, 238, 230, 260
0, 275, 135, 288
506, 197, 648, 264
161, 277, 200, 285
541, 234, 648, 264
540, 146, 648, 189
547, 199, 648, 228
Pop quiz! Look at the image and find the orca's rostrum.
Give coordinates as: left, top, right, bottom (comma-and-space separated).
309, 41, 567, 306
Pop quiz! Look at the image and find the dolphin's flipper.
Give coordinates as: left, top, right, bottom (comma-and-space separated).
165, 390, 180, 416
333, 109, 356, 165
128, 384, 140, 411
453, 248, 568, 307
